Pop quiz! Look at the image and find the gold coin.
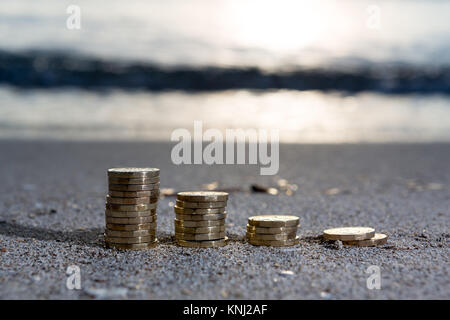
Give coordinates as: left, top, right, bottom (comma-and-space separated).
105, 235, 155, 244
105, 229, 156, 238
175, 232, 225, 241
175, 213, 226, 221
105, 215, 156, 224
174, 219, 225, 227
106, 195, 158, 205
177, 191, 229, 202
108, 190, 159, 198
176, 200, 227, 209
105, 203, 157, 212
105, 241, 157, 250
108, 176, 160, 185
106, 222, 156, 231
248, 215, 299, 228
176, 237, 228, 248
174, 225, 225, 234
248, 236, 299, 247
246, 224, 298, 234
342, 233, 388, 246
105, 209, 155, 218
246, 232, 297, 241
323, 227, 375, 241
107, 168, 160, 178
173, 206, 226, 215
108, 183, 160, 191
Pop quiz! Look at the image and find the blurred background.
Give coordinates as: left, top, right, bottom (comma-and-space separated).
0, 0, 449, 143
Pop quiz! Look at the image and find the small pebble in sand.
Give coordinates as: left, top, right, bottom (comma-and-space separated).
326, 188, 341, 195
279, 270, 295, 277
333, 240, 344, 250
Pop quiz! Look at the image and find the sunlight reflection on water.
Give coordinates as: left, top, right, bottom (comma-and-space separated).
1, 88, 449, 143
1, 0, 450, 68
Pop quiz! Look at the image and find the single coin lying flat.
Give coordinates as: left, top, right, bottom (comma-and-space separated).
107, 168, 160, 178
108, 183, 160, 192
323, 227, 375, 241
108, 176, 160, 185
175, 213, 226, 221
246, 224, 298, 234
176, 200, 227, 209
176, 237, 228, 248
343, 233, 388, 246
105, 215, 156, 224
248, 236, 299, 247
248, 215, 299, 228
105, 209, 156, 218
174, 206, 226, 215
105, 235, 155, 244
175, 232, 225, 241
174, 225, 225, 234
106, 222, 156, 231
246, 232, 297, 241
105, 241, 157, 250
177, 191, 229, 202
174, 219, 225, 227
108, 190, 159, 198
105, 203, 157, 212
105, 229, 156, 238
106, 195, 157, 205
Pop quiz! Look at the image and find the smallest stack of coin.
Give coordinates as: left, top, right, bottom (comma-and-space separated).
246, 215, 300, 247
322, 227, 388, 247
174, 191, 229, 248
104, 168, 160, 250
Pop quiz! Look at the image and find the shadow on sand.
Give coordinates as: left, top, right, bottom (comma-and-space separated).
0, 221, 180, 249
0, 221, 105, 248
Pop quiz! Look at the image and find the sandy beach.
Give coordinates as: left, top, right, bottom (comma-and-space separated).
0, 140, 448, 299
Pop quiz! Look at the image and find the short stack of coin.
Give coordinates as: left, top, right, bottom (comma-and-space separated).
323, 227, 388, 247
104, 168, 160, 250
247, 215, 300, 247
174, 191, 229, 248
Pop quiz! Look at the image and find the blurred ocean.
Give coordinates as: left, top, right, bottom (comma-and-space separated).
0, 0, 450, 142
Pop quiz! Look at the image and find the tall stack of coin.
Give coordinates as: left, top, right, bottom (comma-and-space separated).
104, 168, 160, 250
323, 227, 388, 247
247, 215, 300, 247
174, 191, 228, 248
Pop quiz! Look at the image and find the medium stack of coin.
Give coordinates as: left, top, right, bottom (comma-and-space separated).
247, 215, 300, 246
174, 191, 229, 248
104, 168, 160, 250
323, 227, 388, 247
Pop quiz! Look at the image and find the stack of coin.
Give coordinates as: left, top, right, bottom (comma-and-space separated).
104, 168, 160, 250
247, 215, 300, 247
323, 227, 388, 247
174, 191, 229, 248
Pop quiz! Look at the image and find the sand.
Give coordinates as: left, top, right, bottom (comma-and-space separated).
0, 140, 448, 299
